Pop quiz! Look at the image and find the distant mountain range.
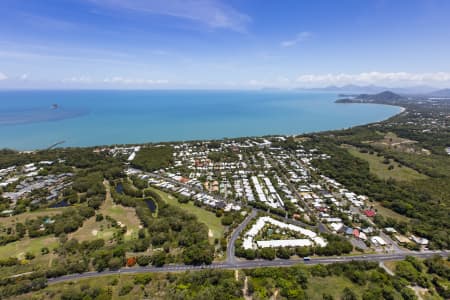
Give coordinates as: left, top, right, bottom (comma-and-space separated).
335, 91, 406, 104
426, 88, 450, 98
295, 84, 440, 94
289, 85, 450, 98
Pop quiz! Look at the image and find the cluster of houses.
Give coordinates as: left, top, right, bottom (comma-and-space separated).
242, 216, 327, 250
233, 176, 254, 201
126, 168, 238, 211
251, 175, 284, 209
95, 146, 140, 161
0, 161, 73, 216
169, 140, 292, 209
124, 137, 431, 252
265, 146, 416, 251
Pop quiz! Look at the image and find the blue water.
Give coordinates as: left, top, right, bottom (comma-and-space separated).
145, 199, 156, 213
0, 90, 402, 150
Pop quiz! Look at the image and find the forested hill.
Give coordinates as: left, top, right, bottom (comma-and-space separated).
335, 91, 406, 104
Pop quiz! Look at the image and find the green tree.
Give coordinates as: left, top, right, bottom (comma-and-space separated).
341, 287, 358, 300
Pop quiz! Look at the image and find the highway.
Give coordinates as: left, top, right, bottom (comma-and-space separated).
47, 250, 449, 285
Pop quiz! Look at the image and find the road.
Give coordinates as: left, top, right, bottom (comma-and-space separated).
47, 250, 449, 285
226, 209, 257, 264
268, 152, 329, 234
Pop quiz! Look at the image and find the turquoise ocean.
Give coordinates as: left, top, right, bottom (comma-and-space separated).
0, 90, 401, 150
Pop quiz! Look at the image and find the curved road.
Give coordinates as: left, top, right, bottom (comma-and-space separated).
226, 209, 257, 264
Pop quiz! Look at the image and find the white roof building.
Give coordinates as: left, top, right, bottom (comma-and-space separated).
371, 236, 387, 246
257, 239, 312, 248
242, 216, 326, 250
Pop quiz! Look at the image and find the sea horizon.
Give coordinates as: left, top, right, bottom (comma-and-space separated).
0, 90, 402, 150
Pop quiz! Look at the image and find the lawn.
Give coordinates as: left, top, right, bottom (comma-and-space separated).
0, 235, 59, 259
306, 275, 366, 299
102, 181, 141, 240
148, 187, 224, 242
345, 145, 428, 182
371, 201, 410, 223
383, 260, 398, 274
0, 207, 69, 228
69, 181, 141, 242
16, 274, 145, 300
68, 217, 117, 242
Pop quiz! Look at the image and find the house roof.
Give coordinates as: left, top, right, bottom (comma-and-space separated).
363, 210, 376, 217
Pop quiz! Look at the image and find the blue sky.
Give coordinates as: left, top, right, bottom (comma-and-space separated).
1, 0, 450, 89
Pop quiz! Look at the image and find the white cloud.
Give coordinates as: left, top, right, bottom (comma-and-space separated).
103, 77, 169, 85
20, 74, 29, 80
248, 79, 265, 86
89, 0, 251, 32
0, 72, 7, 81
62, 76, 93, 83
281, 32, 312, 47
295, 71, 450, 87
60, 76, 169, 86
276, 76, 291, 84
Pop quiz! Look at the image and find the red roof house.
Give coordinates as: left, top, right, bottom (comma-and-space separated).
363, 210, 376, 217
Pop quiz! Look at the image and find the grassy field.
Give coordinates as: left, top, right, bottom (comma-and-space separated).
0, 235, 58, 259
383, 260, 398, 274
306, 275, 366, 299
16, 274, 145, 300
0, 207, 69, 228
69, 181, 141, 242
371, 201, 410, 223
69, 217, 117, 242
345, 145, 428, 182
148, 187, 224, 242
18, 273, 365, 300
103, 181, 141, 240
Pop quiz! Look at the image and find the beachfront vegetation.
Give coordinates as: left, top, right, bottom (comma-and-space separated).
131, 146, 173, 171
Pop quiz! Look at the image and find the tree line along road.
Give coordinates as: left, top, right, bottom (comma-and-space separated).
47, 250, 449, 285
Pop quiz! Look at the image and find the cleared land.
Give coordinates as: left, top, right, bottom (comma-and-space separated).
344, 145, 428, 182
306, 276, 366, 299
148, 187, 224, 242
370, 132, 431, 155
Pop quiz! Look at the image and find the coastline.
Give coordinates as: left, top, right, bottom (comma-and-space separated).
0, 91, 404, 151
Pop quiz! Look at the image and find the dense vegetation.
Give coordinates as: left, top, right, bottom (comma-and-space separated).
10, 256, 450, 299
131, 146, 174, 171
111, 180, 215, 266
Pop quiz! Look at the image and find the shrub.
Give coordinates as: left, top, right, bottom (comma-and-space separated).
119, 284, 133, 296
126, 257, 136, 267
136, 255, 152, 266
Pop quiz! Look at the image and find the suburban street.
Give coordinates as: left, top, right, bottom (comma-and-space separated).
226, 209, 257, 264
